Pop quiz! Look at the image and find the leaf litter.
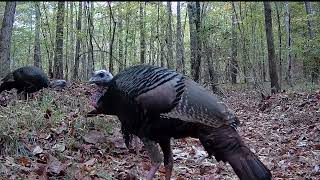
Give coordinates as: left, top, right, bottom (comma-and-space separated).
0, 83, 319, 179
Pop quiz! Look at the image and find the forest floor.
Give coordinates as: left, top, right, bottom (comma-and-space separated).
0, 83, 319, 180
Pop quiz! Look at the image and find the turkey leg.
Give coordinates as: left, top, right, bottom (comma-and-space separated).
142, 138, 163, 180
159, 139, 173, 180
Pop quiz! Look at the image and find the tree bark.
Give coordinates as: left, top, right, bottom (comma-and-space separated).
264, 1, 280, 93
124, 5, 129, 69
304, 1, 318, 82
284, 1, 293, 86
73, 2, 82, 81
118, 18, 123, 72
42, 2, 54, 78
139, 2, 145, 64
53, 2, 65, 79
87, 2, 94, 77
64, 3, 69, 80
34, 2, 41, 69
305, 1, 314, 39
166, 1, 174, 69
157, 2, 161, 67
176, 2, 185, 74
188, 2, 201, 82
108, 3, 116, 74
275, 2, 282, 88
0, 1, 16, 78
230, 2, 238, 84
68, 2, 74, 80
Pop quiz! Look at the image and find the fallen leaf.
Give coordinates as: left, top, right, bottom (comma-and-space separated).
84, 158, 96, 166
83, 130, 107, 144
17, 156, 31, 167
33, 146, 44, 155
52, 143, 66, 152
50, 122, 68, 135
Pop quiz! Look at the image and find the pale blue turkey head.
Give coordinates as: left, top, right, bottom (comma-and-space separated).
89, 70, 113, 87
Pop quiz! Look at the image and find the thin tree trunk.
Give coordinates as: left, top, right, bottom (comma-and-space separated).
305, 1, 314, 39
232, 2, 249, 83
188, 2, 201, 82
64, 3, 69, 80
285, 1, 293, 85
34, 2, 41, 69
156, 2, 161, 66
42, 2, 54, 78
139, 2, 145, 64
264, 1, 280, 93
40, 14, 51, 73
118, 18, 123, 71
82, 2, 88, 80
87, 2, 94, 77
176, 2, 185, 74
304, 1, 318, 82
275, 2, 282, 88
261, 24, 266, 82
101, 17, 106, 69
108, 3, 116, 74
73, 2, 82, 81
230, 2, 238, 84
28, 5, 33, 65
124, 7, 129, 69
166, 1, 173, 69
68, 2, 74, 80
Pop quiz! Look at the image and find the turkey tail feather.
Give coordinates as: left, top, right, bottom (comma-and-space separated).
199, 126, 271, 180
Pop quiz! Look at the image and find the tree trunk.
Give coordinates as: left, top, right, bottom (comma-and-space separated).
53, 2, 65, 79
64, 3, 69, 80
101, 17, 106, 69
275, 2, 282, 88
0, 1, 16, 78
264, 1, 280, 94
68, 2, 74, 80
73, 2, 82, 81
230, 2, 238, 84
176, 2, 185, 74
232, 2, 249, 83
284, 1, 293, 85
166, 1, 174, 69
108, 3, 116, 74
305, 1, 314, 39
261, 24, 266, 82
139, 2, 145, 64
87, 2, 94, 77
304, 1, 318, 82
124, 7, 129, 69
157, 2, 161, 67
42, 2, 54, 78
188, 2, 201, 82
118, 18, 123, 71
34, 2, 41, 69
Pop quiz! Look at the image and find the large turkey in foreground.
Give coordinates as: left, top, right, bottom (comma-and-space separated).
0, 66, 66, 99
88, 65, 272, 180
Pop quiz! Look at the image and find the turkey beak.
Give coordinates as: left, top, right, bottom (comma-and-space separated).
89, 76, 101, 84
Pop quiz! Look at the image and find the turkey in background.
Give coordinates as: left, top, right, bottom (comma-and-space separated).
0, 66, 67, 100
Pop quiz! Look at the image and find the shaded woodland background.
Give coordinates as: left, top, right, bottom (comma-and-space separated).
0, 2, 320, 94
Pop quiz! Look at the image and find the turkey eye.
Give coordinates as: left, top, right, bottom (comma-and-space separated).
98, 73, 105, 77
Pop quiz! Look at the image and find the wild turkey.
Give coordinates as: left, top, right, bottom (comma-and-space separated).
89, 69, 136, 150
0, 66, 66, 99
88, 64, 272, 180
